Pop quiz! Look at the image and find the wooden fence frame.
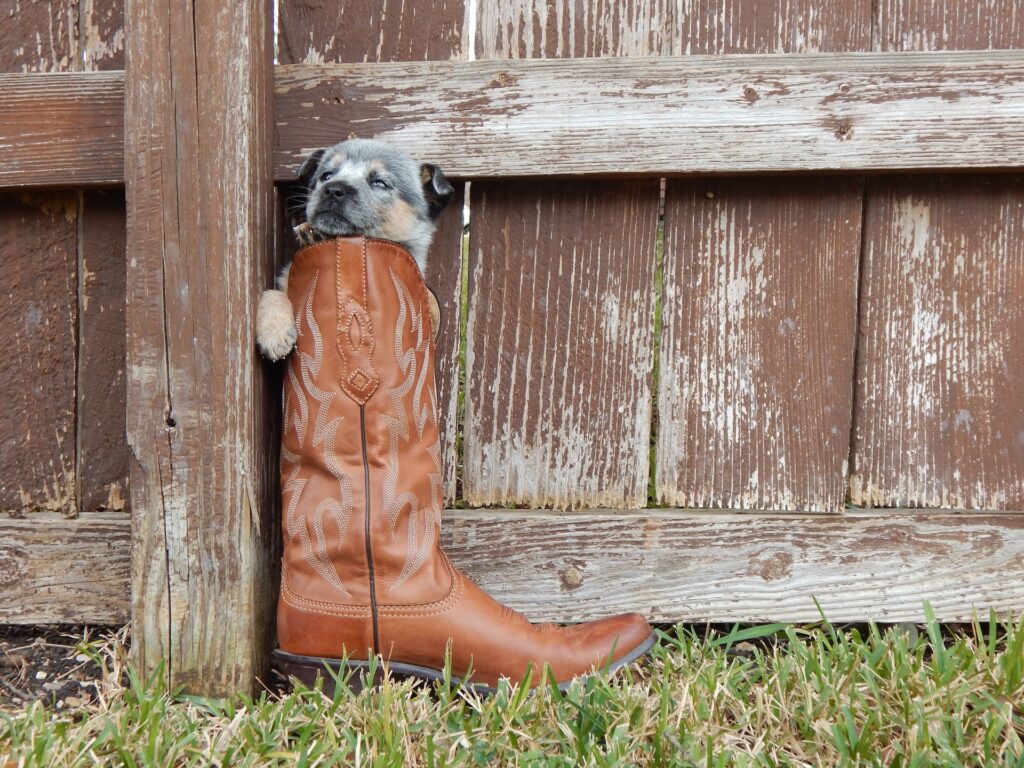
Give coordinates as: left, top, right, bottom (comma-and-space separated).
1, 12, 1023, 694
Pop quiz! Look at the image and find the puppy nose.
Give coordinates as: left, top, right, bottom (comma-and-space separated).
324, 181, 354, 201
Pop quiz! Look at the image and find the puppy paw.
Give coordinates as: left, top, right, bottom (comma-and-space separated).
256, 289, 297, 361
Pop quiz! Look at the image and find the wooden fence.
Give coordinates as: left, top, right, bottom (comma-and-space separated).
1, 0, 1023, 695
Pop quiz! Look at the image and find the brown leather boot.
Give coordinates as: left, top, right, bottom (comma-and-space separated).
273, 236, 654, 693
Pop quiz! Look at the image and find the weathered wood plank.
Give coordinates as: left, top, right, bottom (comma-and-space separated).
0, 193, 79, 513
124, 0, 276, 694
273, 51, 1024, 179
278, 0, 466, 64
676, 0, 871, 55
476, 0, 675, 58
0, 0, 82, 516
0, 0, 79, 72
875, 0, 1024, 52
0, 72, 124, 188
4, 50, 1024, 188
0, 512, 131, 624
657, 178, 863, 512
81, 0, 125, 70
657, 1, 868, 513
4, 509, 1021, 625
78, 189, 128, 512
77, 0, 128, 513
851, 1, 1024, 510
276, 0, 467, 502
445, 509, 1024, 623
851, 177, 1024, 509
463, 1, 666, 509
464, 181, 660, 508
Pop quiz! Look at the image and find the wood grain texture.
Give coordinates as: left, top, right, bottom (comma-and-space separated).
657, 179, 862, 512
445, 509, 1024, 623
463, 2, 666, 509
874, 0, 1024, 52
77, 0, 128, 512
277, 0, 468, 503
78, 189, 128, 512
273, 51, 1024, 179
81, 0, 124, 69
277, 0, 466, 65
676, 0, 871, 55
476, 0, 675, 58
657, 1, 868, 513
851, 176, 1024, 509
0, 512, 130, 624
464, 181, 659, 508
4, 509, 1020, 624
850, 0, 1024, 510
124, 0, 276, 694
0, 0, 79, 72
5, 49, 1024, 189
0, 72, 124, 187
0, 193, 78, 513
0, 0, 81, 515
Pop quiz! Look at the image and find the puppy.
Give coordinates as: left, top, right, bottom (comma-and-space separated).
256, 139, 454, 360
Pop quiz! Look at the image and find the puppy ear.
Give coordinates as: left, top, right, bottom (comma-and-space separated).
420, 163, 454, 219
287, 149, 327, 224
297, 148, 327, 188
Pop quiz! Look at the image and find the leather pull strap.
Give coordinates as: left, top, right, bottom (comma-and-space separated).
335, 238, 380, 404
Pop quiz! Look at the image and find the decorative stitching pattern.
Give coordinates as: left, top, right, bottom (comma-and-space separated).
283, 269, 355, 598
283, 561, 463, 618
382, 267, 445, 592
335, 238, 380, 403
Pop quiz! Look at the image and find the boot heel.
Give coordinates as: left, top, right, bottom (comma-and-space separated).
272, 650, 382, 696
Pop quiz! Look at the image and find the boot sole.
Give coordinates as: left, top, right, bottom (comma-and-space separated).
273, 632, 657, 697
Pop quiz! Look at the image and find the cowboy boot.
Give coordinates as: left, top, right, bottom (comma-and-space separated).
273, 236, 654, 693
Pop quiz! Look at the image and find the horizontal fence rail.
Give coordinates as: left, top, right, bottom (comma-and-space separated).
3, 50, 1024, 188
4, 509, 1022, 624
0, 72, 123, 188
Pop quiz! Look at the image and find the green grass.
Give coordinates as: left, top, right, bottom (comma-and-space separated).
3, 612, 1022, 766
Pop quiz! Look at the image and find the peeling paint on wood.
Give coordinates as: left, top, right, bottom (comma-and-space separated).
464, 2, 666, 510
676, 0, 871, 54
81, 0, 124, 69
0, 0, 79, 72
851, 0, 1024, 510
0, 193, 78, 513
656, 1, 867, 513
851, 176, 1024, 509
278, 0, 466, 65
875, 0, 1024, 52
464, 181, 659, 508
1, 5, 83, 515
477, 0, 675, 58
658, 178, 863, 512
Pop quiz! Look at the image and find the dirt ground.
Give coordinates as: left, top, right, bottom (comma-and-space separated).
0, 625, 121, 710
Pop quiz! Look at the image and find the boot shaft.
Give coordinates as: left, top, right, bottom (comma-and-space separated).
280, 237, 451, 615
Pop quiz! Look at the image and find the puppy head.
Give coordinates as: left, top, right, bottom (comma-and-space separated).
295, 139, 454, 267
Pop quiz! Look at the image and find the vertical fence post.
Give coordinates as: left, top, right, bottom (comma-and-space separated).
124, 0, 276, 695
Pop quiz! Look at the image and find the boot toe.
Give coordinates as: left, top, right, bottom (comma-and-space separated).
596, 611, 654, 665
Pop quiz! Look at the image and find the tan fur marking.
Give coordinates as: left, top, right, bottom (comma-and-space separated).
379, 199, 418, 242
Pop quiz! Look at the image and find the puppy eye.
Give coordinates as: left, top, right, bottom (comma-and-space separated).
319, 171, 332, 182
371, 179, 391, 190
